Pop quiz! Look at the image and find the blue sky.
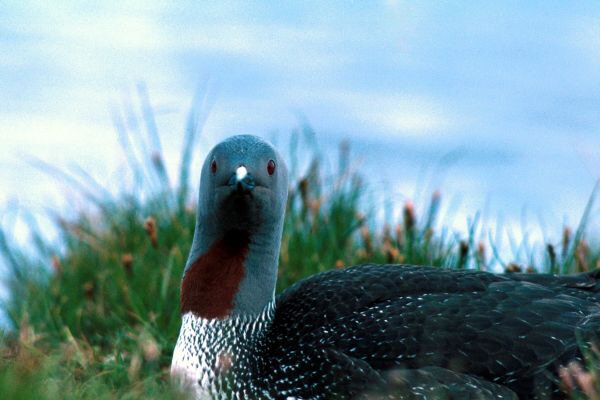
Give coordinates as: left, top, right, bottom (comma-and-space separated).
1, 1, 600, 264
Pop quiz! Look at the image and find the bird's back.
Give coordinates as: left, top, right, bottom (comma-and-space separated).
264, 265, 600, 398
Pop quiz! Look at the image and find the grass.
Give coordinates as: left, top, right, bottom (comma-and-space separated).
1, 90, 599, 398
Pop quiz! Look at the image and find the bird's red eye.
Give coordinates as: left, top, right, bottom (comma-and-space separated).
267, 160, 276, 175
211, 160, 217, 174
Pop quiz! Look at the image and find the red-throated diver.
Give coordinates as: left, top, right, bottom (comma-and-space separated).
171, 135, 600, 400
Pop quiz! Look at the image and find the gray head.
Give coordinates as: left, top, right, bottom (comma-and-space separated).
196, 135, 288, 238
181, 135, 289, 319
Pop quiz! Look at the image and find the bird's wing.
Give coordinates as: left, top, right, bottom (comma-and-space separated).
275, 264, 505, 329
361, 366, 518, 400
504, 269, 600, 301
261, 347, 388, 398
261, 345, 518, 400
272, 265, 600, 397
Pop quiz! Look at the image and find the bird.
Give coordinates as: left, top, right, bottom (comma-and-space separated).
171, 134, 600, 400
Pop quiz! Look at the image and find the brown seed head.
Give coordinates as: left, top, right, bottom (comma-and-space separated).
476, 241, 486, 270
505, 263, 522, 273
360, 226, 372, 255
403, 201, 416, 232
384, 243, 400, 263
458, 240, 469, 267
562, 226, 572, 256
298, 178, 309, 209
52, 255, 62, 274
546, 244, 556, 268
83, 282, 94, 299
121, 253, 133, 275
144, 216, 158, 248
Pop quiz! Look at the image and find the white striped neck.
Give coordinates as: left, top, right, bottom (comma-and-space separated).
171, 300, 276, 398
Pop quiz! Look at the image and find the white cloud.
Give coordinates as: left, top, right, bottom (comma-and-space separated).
3, 3, 168, 48
167, 22, 354, 73
0, 115, 117, 158
280, 88, 456, 137
360, 99, 451, 134
1, 3, 179, 88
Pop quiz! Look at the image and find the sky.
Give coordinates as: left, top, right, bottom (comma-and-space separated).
1, 1, 600, 268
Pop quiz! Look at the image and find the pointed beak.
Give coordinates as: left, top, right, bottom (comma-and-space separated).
228, 166, 256, 193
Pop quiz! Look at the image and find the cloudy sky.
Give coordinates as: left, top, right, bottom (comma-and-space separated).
1, 1, 600, 264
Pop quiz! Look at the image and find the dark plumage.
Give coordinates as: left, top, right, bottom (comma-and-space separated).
171, 135, 600, 400
265, 265, 600, 398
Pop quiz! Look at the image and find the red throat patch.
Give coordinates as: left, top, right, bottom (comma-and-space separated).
181, 230, 250, 319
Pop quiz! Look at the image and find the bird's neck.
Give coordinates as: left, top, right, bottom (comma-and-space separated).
181, 219, 282, 319
171, 301, 275, 396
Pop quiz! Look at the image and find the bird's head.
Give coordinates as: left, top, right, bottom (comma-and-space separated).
197, 135, 288, 235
